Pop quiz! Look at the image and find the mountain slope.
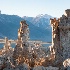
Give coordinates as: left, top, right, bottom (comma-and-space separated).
26, 21, 52, 42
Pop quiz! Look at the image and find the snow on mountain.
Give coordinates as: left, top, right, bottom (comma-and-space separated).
23, 14, 52, 30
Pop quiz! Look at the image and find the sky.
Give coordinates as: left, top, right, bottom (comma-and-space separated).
0, 0, 70, 17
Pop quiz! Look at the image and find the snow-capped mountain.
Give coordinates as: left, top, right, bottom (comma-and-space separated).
23, 14, 52, 29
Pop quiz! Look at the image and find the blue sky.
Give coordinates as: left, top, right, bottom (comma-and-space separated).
0, 0, 70, 17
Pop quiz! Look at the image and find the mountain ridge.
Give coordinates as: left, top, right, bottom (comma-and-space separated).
0, 14, 52, 42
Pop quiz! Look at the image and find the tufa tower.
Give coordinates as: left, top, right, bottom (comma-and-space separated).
50, 9, 70, 69
13, 20, 30, 65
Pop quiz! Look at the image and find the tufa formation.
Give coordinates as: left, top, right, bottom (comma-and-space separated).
0, 9, 70, 70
